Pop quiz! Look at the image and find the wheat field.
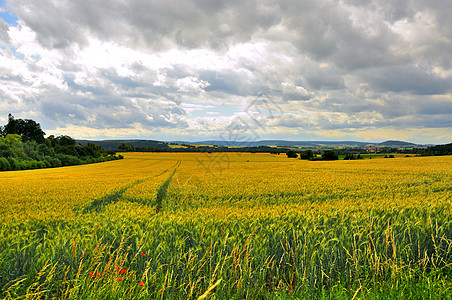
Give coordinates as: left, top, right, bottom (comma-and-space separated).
0, 153, 451, 299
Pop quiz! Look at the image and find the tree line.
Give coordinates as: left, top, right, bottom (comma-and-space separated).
286, 142, 452, 161
0, 114, 122, 171
286, 149, 342, 160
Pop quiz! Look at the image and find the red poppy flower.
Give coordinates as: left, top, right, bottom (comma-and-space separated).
138, 282, 145, 287
141, 252, 146, 257
97, 272, 101, 278
116, 266, 120, 270
89, 272, 95, 278
118, 277, 123, 281
119, 269, 127, 274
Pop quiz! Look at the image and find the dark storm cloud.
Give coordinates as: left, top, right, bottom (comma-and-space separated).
304, 67, 345, 91
201, 70, 254, 96
0, 19, 9, 43
9, 0, 281, 50
3, 0, 452, 142
8, 0, 452, 70
279, 0, 407, 70
415, 98, 452, 115
99, 69, 144, 90
9, 0, 452, 79
362, 65, 452, 95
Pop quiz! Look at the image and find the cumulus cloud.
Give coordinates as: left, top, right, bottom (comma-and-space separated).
361, 65, 452, 95
0, 19, 9, 43
8, 0, 281, 50
0, 0, 451, 143
281, 82, 313, 101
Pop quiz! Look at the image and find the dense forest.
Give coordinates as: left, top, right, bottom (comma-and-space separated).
0, 114, 122, 171
422, 143, 452, 156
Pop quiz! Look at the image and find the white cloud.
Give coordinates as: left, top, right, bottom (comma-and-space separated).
0, 0, 451, 144
176, 76, 210, 93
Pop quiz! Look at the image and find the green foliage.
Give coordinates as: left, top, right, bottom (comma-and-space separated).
1, 114, 46, 143
0, 157, 11, 171
322, 150, 339, 160
286, 150, 298, 158
299, 150, 314, 160
0, 116, 123, 172
423, 143, 452, 156
343, 153, 362, 160
118, 143, 135, 152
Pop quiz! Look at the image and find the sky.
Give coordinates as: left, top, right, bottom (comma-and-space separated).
0, 0, 451, 144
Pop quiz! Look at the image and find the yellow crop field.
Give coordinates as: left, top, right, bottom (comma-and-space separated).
0, 153, 451, 299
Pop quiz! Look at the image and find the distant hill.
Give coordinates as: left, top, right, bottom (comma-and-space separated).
78, 139, 424, 150
182, 140, 371, 147
378, 140, 418, 147
174, 140, 421, 148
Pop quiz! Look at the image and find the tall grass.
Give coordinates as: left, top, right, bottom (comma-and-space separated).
0, 154, 451, 299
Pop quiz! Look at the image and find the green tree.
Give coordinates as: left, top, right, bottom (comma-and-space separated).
343, 154, 355, 160
0, 157, 11, 171
118, 143, 134, 152
0, 134, 25, 159
299, 150, 314, 160
56, 135, 76, 146
286, 150, 298, 158
322, 150, 338, 160
3, 114, 45, 143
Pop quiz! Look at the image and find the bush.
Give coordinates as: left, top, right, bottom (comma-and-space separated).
0, 157, 11, 171
322, 150, 338, 160
343, 154, 355, 160
42, 159, 51, 168
299, 150, 314, 160
7, 157, 20, 170
0, 144, 14, 158
56, 154, 81, 166
286, 150, 298, 158
52, 158, 62, 168
15, 160, 26, 170
25, 160, 38, 169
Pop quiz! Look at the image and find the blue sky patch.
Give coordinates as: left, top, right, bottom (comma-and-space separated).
0, 1, 18, 26
10, 46, 24, 59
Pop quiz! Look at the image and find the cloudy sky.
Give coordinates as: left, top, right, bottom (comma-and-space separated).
1, 0, 451, 144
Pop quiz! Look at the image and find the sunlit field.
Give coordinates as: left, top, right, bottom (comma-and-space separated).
1, 153, 451, 299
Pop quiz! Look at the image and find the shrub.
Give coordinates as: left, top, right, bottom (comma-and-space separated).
7, 157, 20, 170
42, 159, 51, 168
299, 150, 314, 160
286, 150, 298, 158
322, 150, 338, 160
25, 160, 38, 169
56, 154, 81, 166
17, 160, 27, 170
343, 154, 355, 160
0, 157, 11, 171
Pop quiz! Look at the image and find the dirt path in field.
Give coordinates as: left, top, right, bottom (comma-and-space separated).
83, 160, 181, 213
